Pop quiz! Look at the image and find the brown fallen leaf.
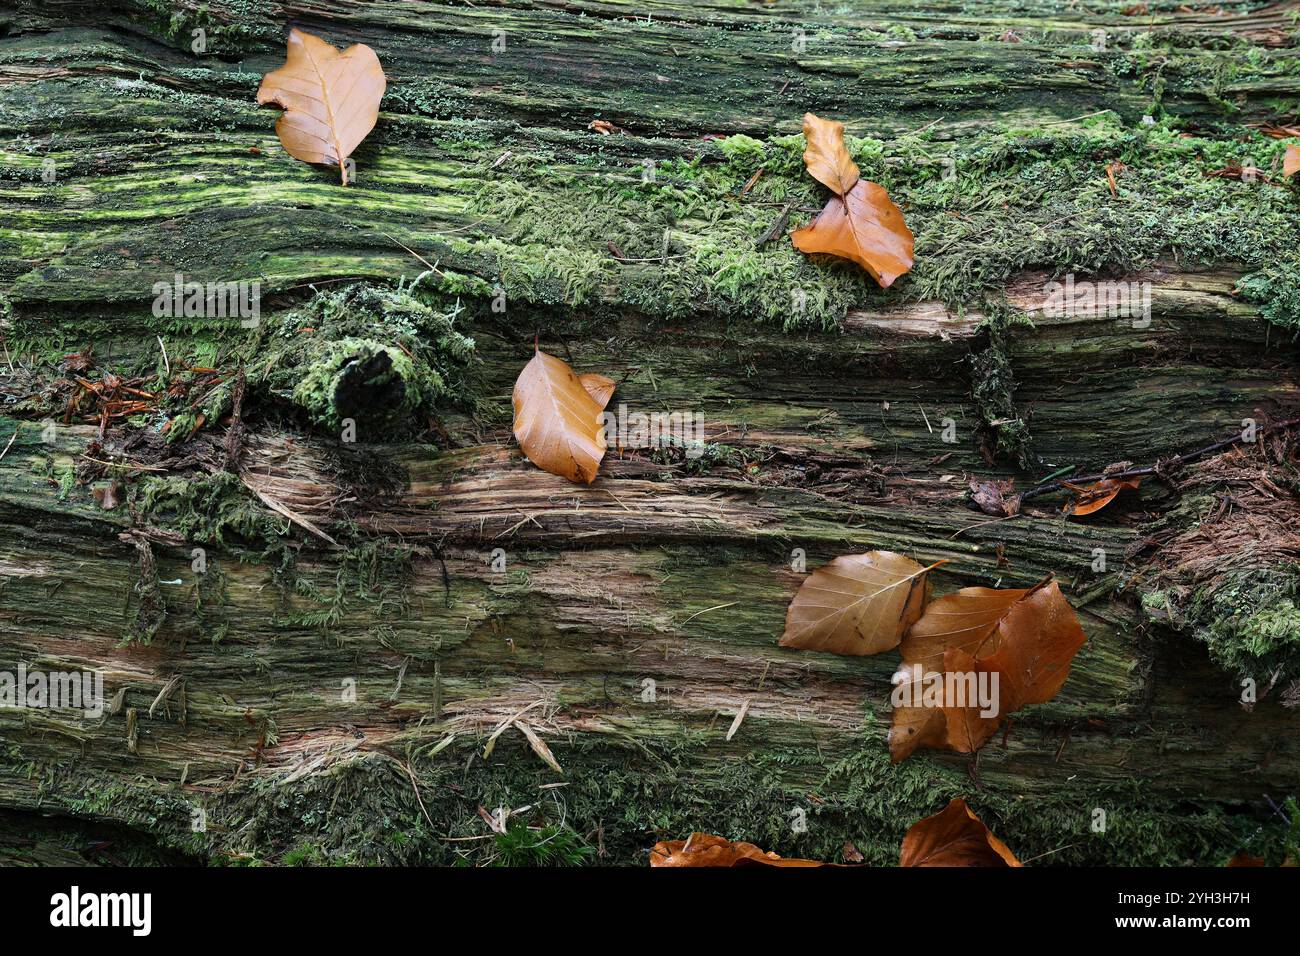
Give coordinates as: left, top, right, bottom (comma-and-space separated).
790, 113, 913, 288
92, 479, 122, 511
1105, 160, 1120, 198
791, 180, 914, 288
649, 833, 826, 867
800, 112, 860, 196
941, 581, 1088, 752
890, 583, 1039, 762
1063, 476, 1141, 516
970, 478, 1021, 517
256, 28, 386, 186
779, 551, 939, 656
1285, 144, 1300, 178
512, 350, 608, 484
578, 372, 616, 410
1205, 162, 1265, 182
841, 841, 865, 864
900, 798, 1021, 867
889, 578, 1085, 761
588, 119, 623, 135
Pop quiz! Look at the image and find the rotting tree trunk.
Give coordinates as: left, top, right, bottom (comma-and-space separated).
0, 0, 1299, 866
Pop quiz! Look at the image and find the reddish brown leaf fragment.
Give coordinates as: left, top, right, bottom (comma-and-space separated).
649, 833, 826, 867
900, 798, 1021, 867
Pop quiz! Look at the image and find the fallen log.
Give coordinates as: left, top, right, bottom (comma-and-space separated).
0, 0, 1297, 866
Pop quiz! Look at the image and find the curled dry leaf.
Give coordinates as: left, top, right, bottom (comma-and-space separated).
889, 579, 1086, 761
792, 181, 915, 288
800, 112, 860, 196
1285, 144, 1300, 178
256, 28, 386, 185
970, 478, 1021, 517
649, 833, 826, 867
1063, 476, 1142, 516
512, 350, 607, 484
779, 551, 938, 656
899, 798, 1022, 867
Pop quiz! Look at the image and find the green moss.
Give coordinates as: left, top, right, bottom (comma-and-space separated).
489, 822, 596, 867
1138, 477, 1300, 681
443, 117, 1300, 333
136, 470, 286, 547
1183, 564, 1300, 680
257, 282, 476, 437
968, 313, 1034, 467
1, 697, 1288, 865
1236, 258, 1300, 334
717, 134, 767, 171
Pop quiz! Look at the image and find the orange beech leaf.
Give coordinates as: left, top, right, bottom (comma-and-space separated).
257, 28, 386, 185
512, 350, 607, 484
1063, 476, 1141, 516
890, 583, 1039, 762
649, 833, 826, 867
800, 112, 860, 196
1285, 144, 1300, 178
886, 698, 949, 763
941, 581, 1087, 752
791, 181, 914, 288
889, 579, 1085, 761
578, 372, 616, 410
779, 551, 939, 656
900, 798, 1022, 867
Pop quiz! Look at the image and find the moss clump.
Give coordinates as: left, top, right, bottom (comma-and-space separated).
136, 470, 286, 547
1236, 259, 1300, 334
968, 314, 1033, 467
291, 339, 423, 434
258, 282, 475, 437
1135, 450, 1300, 684
717, 134, 767, 173
1178, 564, 1300, 681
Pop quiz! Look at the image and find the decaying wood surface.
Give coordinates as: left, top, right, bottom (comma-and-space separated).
0, 0, 1298, 865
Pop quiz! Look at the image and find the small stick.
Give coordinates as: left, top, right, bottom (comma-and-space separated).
0, 424, 18, 462
679, 602, 737, 627
1022, 417, 1300, 501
